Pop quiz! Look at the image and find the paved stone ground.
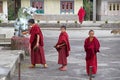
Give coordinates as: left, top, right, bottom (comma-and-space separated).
11, 29, 120, 80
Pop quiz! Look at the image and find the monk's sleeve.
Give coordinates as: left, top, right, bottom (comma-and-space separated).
34, 26, 40, 35
35, 27, 44, 46
61, 35, 68, 45
95, 38, 100, 53
78, 10, 80, 15
30, 27, 36, 44
84, 39, 88, 52
62, 34, 70, 57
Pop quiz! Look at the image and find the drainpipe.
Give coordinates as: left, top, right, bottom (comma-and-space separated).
93, 0, 96, 23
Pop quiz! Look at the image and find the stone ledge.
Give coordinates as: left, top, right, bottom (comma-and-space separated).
101, 23, 120, 29
0, 50, 25, 80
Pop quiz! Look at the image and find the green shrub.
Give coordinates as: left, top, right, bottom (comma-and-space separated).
75, 21, 77, 24
8, 7, 16, 20
105, 20, 108, 24
8, 1, 16, 20
37, 20, 40, 23
57, 21, 60, 24
0, 20, 2, 23
83, 0, 93, 20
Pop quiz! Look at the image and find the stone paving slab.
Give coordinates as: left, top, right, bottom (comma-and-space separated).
0, 50, 24, 80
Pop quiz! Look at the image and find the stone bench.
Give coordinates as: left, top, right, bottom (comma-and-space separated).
0, 50, 24, 80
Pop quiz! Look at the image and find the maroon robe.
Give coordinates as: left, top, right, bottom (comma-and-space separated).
84, 37, 100, 75
30, 24, 46, 65
78, 7, 85, 24
56, 32, 70, 65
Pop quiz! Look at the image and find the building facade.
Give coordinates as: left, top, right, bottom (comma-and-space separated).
1, 0, 120, 22
21, 0, 120, 21
0, 0, 8, 22
21, 0, 83, 15
96, 0, 120, 21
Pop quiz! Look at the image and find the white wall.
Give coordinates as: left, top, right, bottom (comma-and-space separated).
74, 0, 83, 14
21, 0, 30, 8
44, 0, 60, 14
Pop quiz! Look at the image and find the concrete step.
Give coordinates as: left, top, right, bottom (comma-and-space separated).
0, 50, 24, 80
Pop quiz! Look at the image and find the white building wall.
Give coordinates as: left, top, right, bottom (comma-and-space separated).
74, 0, 83, 14
100, 0, 120, 21
21, 0, 30, 8
44, 0, 60, 14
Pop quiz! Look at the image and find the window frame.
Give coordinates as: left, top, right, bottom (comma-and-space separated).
0, 1, 3, 13
117, 3, 119, 10
109, 3, 112, 11
60, 1, 74, 14
30, 0, 44, 14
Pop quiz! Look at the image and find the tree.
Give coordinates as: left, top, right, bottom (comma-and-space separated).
83, 0, 93, 20
8, 0, 21, 20
8, 0, 15, 20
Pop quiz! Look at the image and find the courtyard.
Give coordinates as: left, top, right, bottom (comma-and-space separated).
0, 0, 120, 80
9, 28, 120, 80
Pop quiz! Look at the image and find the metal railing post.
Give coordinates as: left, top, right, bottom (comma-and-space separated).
18, 56, 21, 80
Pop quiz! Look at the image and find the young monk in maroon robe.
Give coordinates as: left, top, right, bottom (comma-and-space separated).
28, 19, 47, 68
54, 26, 70, 71
78, 7, 85, 24
84, 30, 100, 77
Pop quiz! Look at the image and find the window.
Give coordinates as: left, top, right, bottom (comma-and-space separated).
113, 4, 115, 10
0, 1, 3, 13
109, 4, 112, 11
31, 0, 44, 14
60, 1, 74, 14
62, 3, 65, 9
109, 3, 120, 11
117, 4, 119, 10
70, 3, 72, 9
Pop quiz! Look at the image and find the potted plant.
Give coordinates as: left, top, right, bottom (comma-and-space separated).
37, 20, 40, 23
105, 20, 108, 24
57, 21, 60, 24
0, 20, 2, 23
75, 21, 78, 27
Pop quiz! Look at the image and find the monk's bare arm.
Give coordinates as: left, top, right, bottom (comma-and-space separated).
36, 34, 40, 45
55, 43, 66, 48
59, 43, 66, 47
